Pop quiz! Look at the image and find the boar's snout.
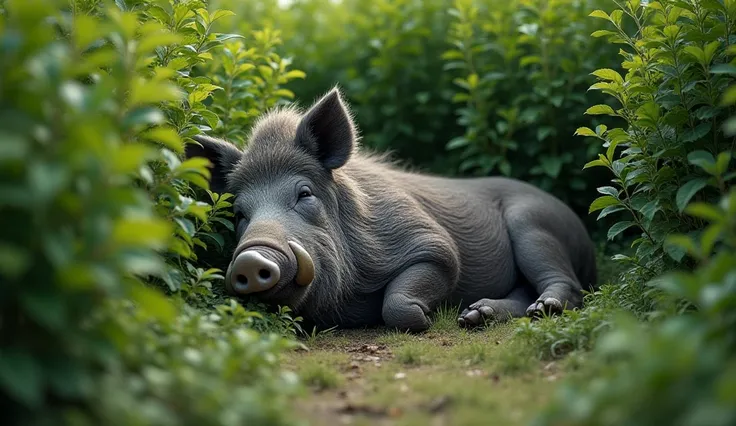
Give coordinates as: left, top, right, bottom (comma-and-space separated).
229, 249, 282, 294
224, 240, 315, 296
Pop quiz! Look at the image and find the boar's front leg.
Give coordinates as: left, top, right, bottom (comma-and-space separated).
382, 262, 455, 333
457, 285, 536, 328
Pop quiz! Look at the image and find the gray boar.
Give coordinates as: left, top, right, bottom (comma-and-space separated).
185, 87, 598, 332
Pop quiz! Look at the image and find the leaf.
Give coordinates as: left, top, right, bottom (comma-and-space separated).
711, 64, 736, 75
721, 85, 736, 106
129, 283, 177, 323
663, 236, 691, 262
574, 127, 597, 137
675, 178, 708, 212
113, 144, 157, 174
273, 88, 295, 99
446, 137, 470, 150
258, 65, 274, 79
591, 30, 618, 38
597, 186, 620, 197
0, 349, 42, 407
681, 122, 712, 143
467, 73, 479, 89
585, 104, 617, 116
137, 31, 183, 55
283, 70, 306, 79
200, 232, 225, 251
591, 68, 624, 83
684, 202, 724, 222
122, 107, 165, 129
211, 217, 235, 232
597, 204, 626, 220
21, 289, 67, 330
210, 9, 236, 22
589, 10, 611, 20
583, 156, 610, 169
683, 45, 706, 65
639, 200, 661, 221
715, 151, 732, 175
112, 218, 172, 250
700, 223, 723, 258
539, 156, 563, 178
140, 127, 184, 153
589, 195, 620, 213
130, 81, 182, 106
607, 221, 636, 240
687, 149, 716, 172
0, 243, 30, 278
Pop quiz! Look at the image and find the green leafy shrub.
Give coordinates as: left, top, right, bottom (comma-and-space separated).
212, 0, 465, 173
443, 0, 622, 216
0, 0, 305, 424
517, 1, 736, 423
532, 188, 736, 426
581, 0, 735, 276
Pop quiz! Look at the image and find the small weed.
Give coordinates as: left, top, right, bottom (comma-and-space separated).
396, 343, 425, 366
302, 324, 338, 347
429, 302, 463, 332
376, 330, 414, 346
299, 359, 342, 391
456, 341, 487, 366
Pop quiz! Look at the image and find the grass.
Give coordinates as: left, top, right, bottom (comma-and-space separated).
278, 240, 632, 425
280, 315, 567, 426
299, 357, 345, 391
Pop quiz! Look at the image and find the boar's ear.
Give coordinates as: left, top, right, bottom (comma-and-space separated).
295, 87, 357, 170
184, 135, 243, 194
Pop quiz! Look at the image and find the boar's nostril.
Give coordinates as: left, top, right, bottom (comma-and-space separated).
229, 250, 282, 294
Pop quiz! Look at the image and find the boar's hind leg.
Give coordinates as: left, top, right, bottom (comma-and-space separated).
507, 225, 584, 319
382, 263, 455, 333
457, 285, 536, 328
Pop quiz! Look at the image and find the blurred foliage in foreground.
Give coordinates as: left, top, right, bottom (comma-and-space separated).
0, 0, 307, 424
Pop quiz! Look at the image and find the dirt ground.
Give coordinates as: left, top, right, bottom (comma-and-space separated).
280, 312, 572, 426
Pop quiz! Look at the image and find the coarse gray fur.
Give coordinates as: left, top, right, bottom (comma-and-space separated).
185, 86, 598, 332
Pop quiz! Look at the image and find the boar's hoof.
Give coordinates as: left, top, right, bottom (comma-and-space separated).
288, 240, 314, 286
458, 299, 510, 329
228, 250, 281, 294
525, 297, 564, 319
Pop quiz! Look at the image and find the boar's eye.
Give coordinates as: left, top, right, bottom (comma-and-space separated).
298, 185, 313, 199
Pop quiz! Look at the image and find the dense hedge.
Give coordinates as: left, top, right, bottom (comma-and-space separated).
516, 0, 736, 424
209, 0, 625, 224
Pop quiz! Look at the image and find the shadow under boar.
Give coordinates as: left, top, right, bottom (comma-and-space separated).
185, 87, 598, 332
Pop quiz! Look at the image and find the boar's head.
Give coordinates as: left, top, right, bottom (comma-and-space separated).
185, 87, 360, 312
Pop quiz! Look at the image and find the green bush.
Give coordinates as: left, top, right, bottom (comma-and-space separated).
210, 0, 623, 222
514, 1, 736, 424
443, 0, 622, 215
533, 188, 736, 426
212, 0, 465, 173
581, 0, 735, 276
0, 0, 305, 424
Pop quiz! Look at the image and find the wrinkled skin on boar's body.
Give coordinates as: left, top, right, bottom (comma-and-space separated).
186, 87, 598, 332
